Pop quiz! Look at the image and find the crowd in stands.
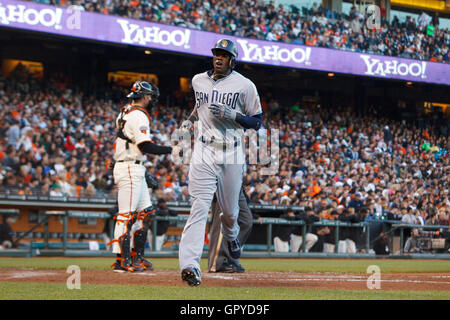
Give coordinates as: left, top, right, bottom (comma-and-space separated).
0, 63, 449, 253
261, 101, 449, 253
30, 0, 450, 63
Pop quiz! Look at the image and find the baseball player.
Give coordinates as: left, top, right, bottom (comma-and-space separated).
178, 39, 263, 286
208, 185, 253, 273
181, 111, 255, 273
110, 81, 180, 272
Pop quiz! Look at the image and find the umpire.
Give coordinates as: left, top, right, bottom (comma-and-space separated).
208, 186, 253, 273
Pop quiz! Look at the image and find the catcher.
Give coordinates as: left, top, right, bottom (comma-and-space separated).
110, 81, 180, 272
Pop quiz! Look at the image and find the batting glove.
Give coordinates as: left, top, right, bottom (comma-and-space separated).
171, 144, 183, 164
180, 119, 193, 132
209, 103, 237, 121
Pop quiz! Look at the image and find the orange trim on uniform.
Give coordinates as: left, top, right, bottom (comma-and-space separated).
137, 208, 156, 220
107, 211, 134, 247
124, 105, 151, 123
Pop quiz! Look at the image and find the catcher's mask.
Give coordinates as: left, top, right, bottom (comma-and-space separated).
211, 38, 238, 69
127, 81, 159, 106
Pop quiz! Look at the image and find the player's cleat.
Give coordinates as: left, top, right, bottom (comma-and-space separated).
228, 238, 241, 259
181, 267, 202, 286
141, 258, 154, 271
132, 253, 154, 271
111, 259, 135, 273
130, 260, 146, 272
215, 263, 235, 273
230, 261, 245, 273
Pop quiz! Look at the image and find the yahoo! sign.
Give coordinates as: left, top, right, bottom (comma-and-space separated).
360, 55, 427, 79
117, 19, 191, 49
237, 39, 312, 65
1, 0, 449, 86
0, 3, 64, 29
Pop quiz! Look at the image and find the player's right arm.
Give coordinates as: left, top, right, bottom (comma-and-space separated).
180, 105, 198, 132
180, 74, 202, 132
180, 75, 200, 132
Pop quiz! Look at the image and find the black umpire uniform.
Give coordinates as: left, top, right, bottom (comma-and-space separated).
208, 186, 253, 273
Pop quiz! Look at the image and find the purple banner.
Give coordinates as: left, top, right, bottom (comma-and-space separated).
1, 0, 449, 86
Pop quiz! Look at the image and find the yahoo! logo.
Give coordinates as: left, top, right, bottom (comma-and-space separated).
0, 2, 83, 30
117, 19, 191, 49
360, 55, 427, 79
236, 39, 312, 65
0, 2, 63, 29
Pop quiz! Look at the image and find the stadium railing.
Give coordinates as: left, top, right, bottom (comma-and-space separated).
0, 194, 448, 258
152, 215, 370, 254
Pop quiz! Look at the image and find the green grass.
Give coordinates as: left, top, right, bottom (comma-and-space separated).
1, 282, 449, 300
0, 257, 450, 273
1, 258, 449, 300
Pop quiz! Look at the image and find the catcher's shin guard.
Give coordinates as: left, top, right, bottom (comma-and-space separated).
118, 231, 133, 269
109, 211, 136, 271
133, 228, 147, 260
132, 206, 155, 270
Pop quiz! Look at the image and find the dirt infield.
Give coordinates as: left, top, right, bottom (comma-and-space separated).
1, 269, 450, 291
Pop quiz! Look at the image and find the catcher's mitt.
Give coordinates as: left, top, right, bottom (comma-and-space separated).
145, 171, 159, 189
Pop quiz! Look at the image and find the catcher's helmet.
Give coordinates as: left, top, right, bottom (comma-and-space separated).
211, 38, 238, 62
127, 81, 159, 100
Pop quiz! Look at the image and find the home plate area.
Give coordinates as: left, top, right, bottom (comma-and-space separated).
1, 269, 450, 291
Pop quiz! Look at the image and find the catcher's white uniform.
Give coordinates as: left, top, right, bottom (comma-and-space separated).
112, 104, 153, 254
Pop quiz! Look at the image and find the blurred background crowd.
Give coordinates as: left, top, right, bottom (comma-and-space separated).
27, 0, 450, 63
0, 63, 448, 233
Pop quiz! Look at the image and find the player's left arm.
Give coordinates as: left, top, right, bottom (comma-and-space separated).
236, 80, 263, 130
209, 81, 262, 130
235, 113, 262, 130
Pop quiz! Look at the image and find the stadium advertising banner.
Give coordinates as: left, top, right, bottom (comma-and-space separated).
1, 0, 449, 86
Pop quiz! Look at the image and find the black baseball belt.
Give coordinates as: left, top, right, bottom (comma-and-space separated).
199, 135, 240, 149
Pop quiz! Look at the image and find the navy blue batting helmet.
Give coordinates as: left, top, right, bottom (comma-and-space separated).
211, 39, 238, 60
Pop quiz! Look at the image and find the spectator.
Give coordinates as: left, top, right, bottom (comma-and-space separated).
273, 210, 296, 252
338, 208, 360, 254
415, 209, 427, 225
289, 207, 319, 253
310, 209, 335, 252
49, 183, 64, 197
7, 119, 20, 149
373, 231, 390, 255
348, 192, 364, 210
322, 210, 340, 253
0, 215, 14, 249
385, 206, 403, 221
404, 228, 423, 253
402, 207, 418, 225
428, 210, 449, 226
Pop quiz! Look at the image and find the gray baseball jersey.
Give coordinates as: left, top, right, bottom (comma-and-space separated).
192, 70, 262, 144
